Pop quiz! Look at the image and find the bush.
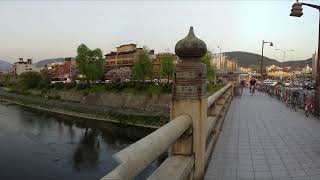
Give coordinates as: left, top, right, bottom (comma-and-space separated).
65, 83, 76, 89
76, 83, 88, 90
18, 71, 42, 89
46, 84, 54, 89
54, 82, 65, 89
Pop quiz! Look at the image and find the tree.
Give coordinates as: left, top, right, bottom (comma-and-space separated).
160, 53, 174, 84
133, 49, 152, 82
18, 71, 42, 89
75, 44, 104, 86
201, 51, 216, 81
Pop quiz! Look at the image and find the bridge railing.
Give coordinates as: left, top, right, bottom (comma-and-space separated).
205, 83, 233, 165
101, 83, 233, 180
101, 114, 192, 180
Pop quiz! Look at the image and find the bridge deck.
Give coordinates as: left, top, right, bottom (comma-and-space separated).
205, 90, 320, 180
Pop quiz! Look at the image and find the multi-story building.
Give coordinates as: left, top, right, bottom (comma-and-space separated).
152, 53, 178, 79
13, 58, 40, 76
312, 52, 317, 79
214, 53, 238, 71
266, 64, 293, 78
105, 44, 155, 72
46, 57, 77, 78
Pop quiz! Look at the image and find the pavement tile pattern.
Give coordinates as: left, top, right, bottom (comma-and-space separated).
205, 90, 320, 180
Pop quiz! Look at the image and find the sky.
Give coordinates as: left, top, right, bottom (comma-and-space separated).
0, 0, 319, 63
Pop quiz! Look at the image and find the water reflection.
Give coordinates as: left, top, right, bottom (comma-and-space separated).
0, 102, 159, 180
73, 128, 100, 170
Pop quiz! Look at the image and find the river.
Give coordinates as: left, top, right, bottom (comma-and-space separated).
0, 101, 159, 180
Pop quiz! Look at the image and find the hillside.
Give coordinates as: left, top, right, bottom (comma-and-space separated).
36, 58, 65, 67
0, 60, 12, 70
224, 51, 311, 68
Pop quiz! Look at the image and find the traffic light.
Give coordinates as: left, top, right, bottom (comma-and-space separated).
290, 3, 303, 17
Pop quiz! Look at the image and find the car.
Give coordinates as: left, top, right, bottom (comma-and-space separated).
284, 82, 291, 87
124, 79, 130, 83
269, 81, 278, 86
63, 77, 72, 84
51, 77, 63, 84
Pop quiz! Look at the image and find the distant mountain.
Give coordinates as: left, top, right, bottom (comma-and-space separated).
36, 58, 65, 67
224, 51, 311, 68
0, 60, 12, 70
283, 58, 312, 68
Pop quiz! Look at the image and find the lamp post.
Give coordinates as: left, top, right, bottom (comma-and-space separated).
218, 46, 222, 69
261, 40, 274, 79
290, 0, 320, 115
275, 49, 294, 82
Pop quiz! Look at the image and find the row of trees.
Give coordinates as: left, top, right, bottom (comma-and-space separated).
124, 49, 216, 82
74, 44, 216, 85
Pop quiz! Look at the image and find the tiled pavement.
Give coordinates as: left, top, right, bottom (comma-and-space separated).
205, 90, 320, 180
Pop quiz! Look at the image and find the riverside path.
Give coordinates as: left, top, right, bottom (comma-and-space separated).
205, 89, 320, 180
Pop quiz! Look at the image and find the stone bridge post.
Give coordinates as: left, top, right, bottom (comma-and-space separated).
170, 26, 208, 180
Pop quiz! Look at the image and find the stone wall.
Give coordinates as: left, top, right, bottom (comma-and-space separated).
30, 90, 171, 114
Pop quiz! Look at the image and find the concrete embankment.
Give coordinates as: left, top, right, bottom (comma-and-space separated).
0, 88, 168, 130
29, 89, 171, 114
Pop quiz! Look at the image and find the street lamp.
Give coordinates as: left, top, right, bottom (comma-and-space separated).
275, 49, 294, 82
261, 40, 273, 79
290, 0, 320, 115
218, 46, 222, 69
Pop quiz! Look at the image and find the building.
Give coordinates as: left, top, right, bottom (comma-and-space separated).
105, 44, 155, 72
266, 64, 293, 78
152, 53, 178, 79
214, 53, 238, 71
47, 57, 77, 78
13, 58, 40, 76
312, 52, 317, 79
302, 64, 312, 74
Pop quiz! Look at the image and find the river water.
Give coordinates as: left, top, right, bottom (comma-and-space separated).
0, 101, 159, 180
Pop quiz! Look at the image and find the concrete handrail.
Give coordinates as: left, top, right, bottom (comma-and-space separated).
101, 114, 192, 180
207, 83, 232, 108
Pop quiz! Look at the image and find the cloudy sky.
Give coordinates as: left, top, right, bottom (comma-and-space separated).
0, 0, 318, 63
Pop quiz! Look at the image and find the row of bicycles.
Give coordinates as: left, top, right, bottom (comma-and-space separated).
258, 84, 315, 117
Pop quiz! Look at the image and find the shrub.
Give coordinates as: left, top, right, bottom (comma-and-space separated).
65, 83, 76, 89
76, 83, 88, 90
46, 84, 54, 89
18, 71, 42, 89
54, 82, 65, 89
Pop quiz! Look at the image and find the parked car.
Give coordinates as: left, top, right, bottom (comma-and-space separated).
124, 79, 130, 83
51, 77, 63, 84
63, 77, 72, 84
284, 82, 291, 87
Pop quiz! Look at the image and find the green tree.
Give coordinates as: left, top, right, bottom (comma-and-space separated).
18, 71, 42, 89
0, 73, 12, 87
133, 49, 152, 82
201, 51, 216, 81
75, 44, 104, 86
160, 53, 174, 84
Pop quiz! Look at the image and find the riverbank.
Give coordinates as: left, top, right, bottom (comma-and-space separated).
0, 89, 166, 129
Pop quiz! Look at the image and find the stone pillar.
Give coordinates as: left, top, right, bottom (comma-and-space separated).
171, 26, 207, 180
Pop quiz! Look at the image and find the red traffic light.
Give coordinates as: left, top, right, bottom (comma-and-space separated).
290, 3, 303, 17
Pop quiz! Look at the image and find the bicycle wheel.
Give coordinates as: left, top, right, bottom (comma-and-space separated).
305, 107, 309, 117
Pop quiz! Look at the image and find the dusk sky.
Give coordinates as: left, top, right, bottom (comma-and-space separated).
0, 1, 319, 63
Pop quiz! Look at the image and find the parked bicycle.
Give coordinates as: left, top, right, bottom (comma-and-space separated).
286, 90, 300, 111
305, 92, 315, 117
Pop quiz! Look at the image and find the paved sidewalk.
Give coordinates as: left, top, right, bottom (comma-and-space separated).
205, 89, 320, 180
